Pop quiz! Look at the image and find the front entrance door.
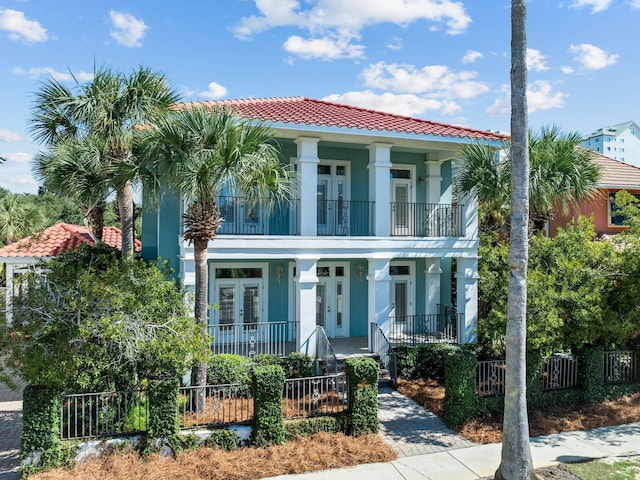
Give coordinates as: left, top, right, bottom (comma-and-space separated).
315, 263, 349, 337
390, 264, 414, 335
391, 168, 414, 236
212, 267, 264, 332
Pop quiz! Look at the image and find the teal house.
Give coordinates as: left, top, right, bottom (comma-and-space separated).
142, 97, 504, 359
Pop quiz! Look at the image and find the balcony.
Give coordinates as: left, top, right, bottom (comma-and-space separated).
216, 196, 299, 235
390, 202, 463, 237
387, 312, 460, 346
317, 200, 375, 236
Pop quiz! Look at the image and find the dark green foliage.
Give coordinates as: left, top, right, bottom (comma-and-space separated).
203, 430, 238, 451
345, 357, 379, 436
279, 352, 314, 379
416, 344, 461, 381
526, 351, 545, 409
443, 351, 477, 428
147, 379, 179, 438
207, 354, 253, 386
252, 354, 281, 367
579, 347, 606, 403
21, 385, 62, 474
284, 416, 346, 440
1, 245, 206, 391
251, 365, 286, 446
394, 346, 418, 379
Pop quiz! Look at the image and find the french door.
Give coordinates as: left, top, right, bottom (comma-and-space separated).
315, 263, 349, 337
317, 163, 349, 235
391, 168, 414, 236
211, 267, 264, 333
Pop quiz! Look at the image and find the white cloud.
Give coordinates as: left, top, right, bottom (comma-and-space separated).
386, 37, 403, 51
1, 152, 32, 164
561, 66, 575, 74
569, 43, 618, 70
0, 8, 47, 44
462, 50, 483, 64
632, 0, 640, 8
283, 35, 364, 60
0, 129, 23, 142
235, 0, 471, 60
486, 81, 568, 116
0, 174, 37, 194
362, 61, 489, 100
12, 66, 94, 82
570, 0, 612, 13
324, 90, 459, 117
527, 48, 549, 72
197, 82, 228, 100
109, 11, 148, 47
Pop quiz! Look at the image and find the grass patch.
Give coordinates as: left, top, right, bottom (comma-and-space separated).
564, 457, 640, 480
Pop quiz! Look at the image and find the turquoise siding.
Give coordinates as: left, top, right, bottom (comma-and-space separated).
141, 194, 158, 262
348, 259, 369, 337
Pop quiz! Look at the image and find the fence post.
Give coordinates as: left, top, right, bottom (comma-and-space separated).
443, 350, 477, 428
251, 365, 286, 446
21, 385, 61, 474
579, 347, 605, 403
148, 379, 179, 438
345, 357, 379, 436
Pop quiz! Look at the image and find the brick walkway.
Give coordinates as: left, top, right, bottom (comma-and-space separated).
378, 386, 476, 457
0, 382, 22, 480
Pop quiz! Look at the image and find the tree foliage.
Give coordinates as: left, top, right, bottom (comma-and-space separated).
0, 244, 207, 391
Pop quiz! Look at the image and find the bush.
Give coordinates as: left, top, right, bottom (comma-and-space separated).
443, 351, 477, 428
203, 430, 238, 451
148, 379, 179, 438
345, 357, 379, 436
280, 352, 314, 379
284, 416, 345, 440
415, 344, 460, 381
207, 354, 253, 386
252, 354, 281, 367
394, 346, 418, 379
251, 365, 286, 446
21, 385, 62, 475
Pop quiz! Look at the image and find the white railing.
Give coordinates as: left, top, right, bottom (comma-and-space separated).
283, 373, 348, 419
604, 350, 639, 385
60, 390, 148, 440
210, 321, 298, 358
476, 360, 506, 397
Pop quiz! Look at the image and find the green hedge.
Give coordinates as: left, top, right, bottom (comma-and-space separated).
345, 357, 379, 436
203, 430, 238, 451
280, 352, 314, 379
579, 347, 606, 403
207, 354, 253, 387
21, 385, 62, 474
284, 416, 346, 440
251, 364, 286, 446
148, 379, 179, 438
443, 351, 477, 428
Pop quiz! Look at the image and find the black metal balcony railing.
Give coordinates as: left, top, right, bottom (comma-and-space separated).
387, 313, 460, 346
390, 203, 464, 237
317, 200, 374, 236
216, 196, 300, 236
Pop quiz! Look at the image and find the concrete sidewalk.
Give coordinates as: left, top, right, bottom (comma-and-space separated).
263, 422, 640, 479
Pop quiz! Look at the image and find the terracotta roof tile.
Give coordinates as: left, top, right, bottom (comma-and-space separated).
588, 150, 640, 188
180, 97, 506, 142
0, 223, 142, 259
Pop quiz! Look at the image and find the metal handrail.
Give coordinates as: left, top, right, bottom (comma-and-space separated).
370, 323, 397, 386
316, 326, 338, 375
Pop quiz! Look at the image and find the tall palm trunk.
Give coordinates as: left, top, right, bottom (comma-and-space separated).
117, 180, 135, 259
86, 200, 106, 243
496, 1, 537, 479
192, 237, 209, 414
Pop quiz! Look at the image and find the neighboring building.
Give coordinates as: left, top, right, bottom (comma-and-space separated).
548, 151, 640, 237
141, 97, 505, 357
580, 121, 640, 166
0, 223, 141, 322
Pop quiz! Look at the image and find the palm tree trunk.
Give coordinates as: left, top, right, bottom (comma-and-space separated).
86, 200, 106, 243
496, 1, 537, 479
192, 237, 209, 414
117, 180, 135, 259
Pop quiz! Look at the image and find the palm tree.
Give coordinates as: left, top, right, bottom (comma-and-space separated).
30, 66, 180, 259
0, 193, 47, 246
496, 0, 537, 479
457, 126, 599, 235
137, 105, 294, 390
33, 136, 112, 241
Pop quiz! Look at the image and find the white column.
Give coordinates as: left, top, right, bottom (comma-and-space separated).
425, 159, 443, 236
368, 143, 392, 237
456, 257, 479, 344
295, 137, 320, 236
459, 190, 479, 239
5, 263, 13, 325
296, 257, 319, 356
425, 258, 441, 316
367, 257, 392, 348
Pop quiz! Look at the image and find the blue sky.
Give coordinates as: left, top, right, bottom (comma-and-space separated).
0, 0, 637, 194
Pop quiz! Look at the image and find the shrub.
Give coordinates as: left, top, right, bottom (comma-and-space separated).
415, 343, 460, 381
252, 354, 281, 367
394, 346, 418, 379
284, 416, 346, 440
21, 385, 62, 475
443, 350, 477, 428
251, 365, 286, 446
207, 354, 252, 386
345, 357, 379, 436
280, 352, 314, 379
203, 430, 238, 451
148, 379, 179, 438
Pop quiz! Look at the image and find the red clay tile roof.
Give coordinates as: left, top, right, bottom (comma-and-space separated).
588, 150, 640, 188
182, 97, 506, 142
0, 223, 142, 259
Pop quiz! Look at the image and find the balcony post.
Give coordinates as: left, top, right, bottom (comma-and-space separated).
295, 256, 319, 357
366, 257, 392, 349
459, 190, 479, 239
455, 257, 479, 343
295, 137, 319, 236
367, 143, 392, 237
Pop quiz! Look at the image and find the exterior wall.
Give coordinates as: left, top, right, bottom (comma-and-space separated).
581, 127, 640, 166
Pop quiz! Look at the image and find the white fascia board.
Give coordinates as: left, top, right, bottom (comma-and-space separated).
268, 122, 505, 148
0, 257, 48, 265
599, 184, 640, 190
